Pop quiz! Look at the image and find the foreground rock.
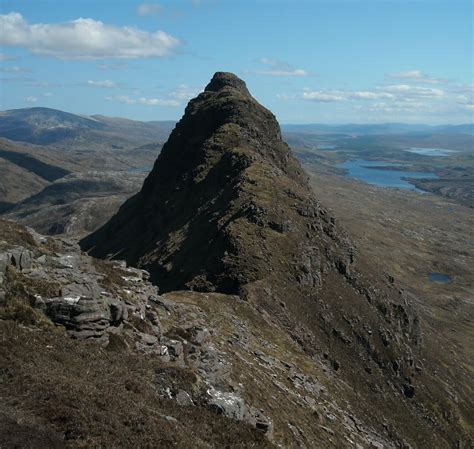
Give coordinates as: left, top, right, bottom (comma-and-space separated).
0, 219, 273, 444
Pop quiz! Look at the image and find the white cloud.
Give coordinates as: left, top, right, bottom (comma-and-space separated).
451, 84, 474, 95
364, 101, 426, 113
302, 90, 346, 102
381, 84, 445, 98
301, 88, 394, 102
280, 72, 469, 121
105, 84, 203, 107
386, 70, 447, 85
137, 3, 163, 16
43, 92, 53, 97
106, 95, 180, 106
298, 84, 445, 104
0, 12, 180, 60
456, 94, 473, 105
87, 79, 117, 88
168, 84, 203, 101
349, 91, 394, 100
456, 94, 474, 113
256, 57, 310, 77
26, 96, 38, 103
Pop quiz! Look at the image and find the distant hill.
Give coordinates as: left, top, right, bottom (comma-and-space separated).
0, 107, 176, 150
6, 171, 144, 236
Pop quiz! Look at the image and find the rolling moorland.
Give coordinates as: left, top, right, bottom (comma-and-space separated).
0, 76, 473, 448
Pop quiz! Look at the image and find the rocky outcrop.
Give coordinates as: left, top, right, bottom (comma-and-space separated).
0, 219, 273, 440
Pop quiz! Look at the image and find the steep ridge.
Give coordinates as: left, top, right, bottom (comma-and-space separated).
81, 73, 468, 447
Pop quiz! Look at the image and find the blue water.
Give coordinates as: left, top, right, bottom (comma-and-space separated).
338, 159, 438, 191
428, 272, 452, 283
406, 147, 456, 157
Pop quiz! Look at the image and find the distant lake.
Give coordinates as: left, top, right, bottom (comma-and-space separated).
406, 147, 457, 157
428, 272, 452, 283
338, 159, 438, 191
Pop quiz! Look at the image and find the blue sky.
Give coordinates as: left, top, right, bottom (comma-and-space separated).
0, 0, 472, 124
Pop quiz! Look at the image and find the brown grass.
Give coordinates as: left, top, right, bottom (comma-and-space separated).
0, 219, 37, 249
0, 320, 272, 448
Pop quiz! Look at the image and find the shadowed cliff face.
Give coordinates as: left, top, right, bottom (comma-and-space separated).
80, 73, 468, 447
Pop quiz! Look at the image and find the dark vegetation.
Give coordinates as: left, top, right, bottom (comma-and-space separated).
0, 321, 271, 449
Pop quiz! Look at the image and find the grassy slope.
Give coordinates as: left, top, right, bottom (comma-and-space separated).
307, 168, 474, 439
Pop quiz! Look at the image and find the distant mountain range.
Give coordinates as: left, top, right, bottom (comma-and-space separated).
0, 107, 176, 149
1, 108, 472, 151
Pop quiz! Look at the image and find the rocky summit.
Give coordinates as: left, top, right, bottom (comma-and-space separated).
82, 72, 358, 297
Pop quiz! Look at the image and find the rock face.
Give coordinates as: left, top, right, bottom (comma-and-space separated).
77, 73, 468, 447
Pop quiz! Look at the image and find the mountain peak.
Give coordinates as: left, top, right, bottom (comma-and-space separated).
204, 71, 250, 95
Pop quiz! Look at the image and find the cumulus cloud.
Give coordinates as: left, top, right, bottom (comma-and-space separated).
106, 95, 180, 107
256, 58, 309, 77
301, 88, 394, 103
104, 84, 203, 107
302, 90, 346, 102
280, 72, 469, 120
87, 80, 117, 88
386, 70, 447, 85
362, 101, 426, 113
296, 83, 445, 105
455, 92, 474, 111
137, 3, 163, 16
451, 84, 474, 95
168, 84, 203, 101
0, 12, 180, 60
381, 84, 444, 98
26, 96, 38, 103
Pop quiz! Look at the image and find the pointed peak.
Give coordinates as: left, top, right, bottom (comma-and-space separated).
204, 72, 250, 95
